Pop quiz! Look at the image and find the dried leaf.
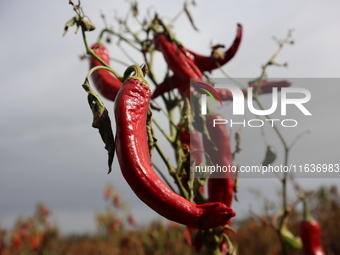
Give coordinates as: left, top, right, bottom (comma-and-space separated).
82, 19, 96, 32
261, 145, 277, 166
131, 1, 138, 17
82, 82, 115, 174
234, 129, 242, 155
211, 45, 226, 61
63, 16, 78, 36
63, 14, 95, 36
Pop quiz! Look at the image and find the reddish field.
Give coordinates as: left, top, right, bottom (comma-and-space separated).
1, 185, 339, 255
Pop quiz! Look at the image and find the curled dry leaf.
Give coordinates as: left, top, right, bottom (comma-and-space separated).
82, 82, 115, 174
63, 15, 95, 36
63, 15, 79, 36
81, 19, 96, 32
211, 44, 226, 61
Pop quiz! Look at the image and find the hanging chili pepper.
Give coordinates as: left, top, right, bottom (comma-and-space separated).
203, 113, 234, 208
114, 65, 235, 230
217, 80, 291, 101
280, 227, 303, 251
202, 113, 235, 253
152, 78, 290, 101
298, 198, 326, 255
90, 43, 122, 101
204, 112, 234, 234
153, 32, 204, 82
179, 23, 243, 73
151, 75, 185, 99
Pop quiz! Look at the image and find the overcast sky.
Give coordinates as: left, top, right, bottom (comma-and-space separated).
1, 0, 340, 235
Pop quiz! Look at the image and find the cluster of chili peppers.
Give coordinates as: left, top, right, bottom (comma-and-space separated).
152, 23, 242, 99
86, 26, 287, 255
113, 65, 236, 231
79, 5, 323, 253
87, 26, 240, 248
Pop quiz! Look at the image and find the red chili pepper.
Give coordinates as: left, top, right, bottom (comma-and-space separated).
154, 33, 204, 81
114, 65, 235, 230
90, 44, 122, 101
298, 199, 326, 255
203, 114, 234, 208
151, 76, 222, 102
152, 78, 290, 101
179, 24, 243, 73
151, 75, 185, 99
203, 113, 235, 244
127, 214, 137, 227
217, 80, 292, 101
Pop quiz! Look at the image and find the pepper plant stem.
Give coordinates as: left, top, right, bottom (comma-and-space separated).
154, 142, 189, 200
81, 28, 123, 80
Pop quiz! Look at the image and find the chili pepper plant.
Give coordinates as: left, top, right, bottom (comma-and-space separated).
63, 1, 327, 254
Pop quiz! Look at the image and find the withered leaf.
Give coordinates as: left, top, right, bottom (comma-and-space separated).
131, 1, 138, 17
261, 145, 277, 166
82, 82, 115, 174
81, 19, 96, 32
63, 16, 78, 36
211, 45, 226, 61
63, 15, 95, 36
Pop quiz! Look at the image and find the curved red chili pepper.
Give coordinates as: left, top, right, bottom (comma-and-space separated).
154, 33, 204, 81
151, 75, 185, 99
90, 43, 122, 101
298, 199, 326, 255
152, 78, 217, 100
203, 113, 235, 245
217, 80, 292, 101
179, 24, 243, 73
114, 65, 235, 230
152, 78, 290, 102
203, 114, 234, 208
